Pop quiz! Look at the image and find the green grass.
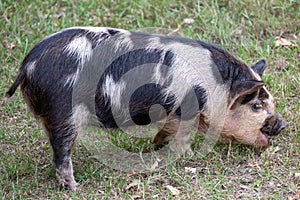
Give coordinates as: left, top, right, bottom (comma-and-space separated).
1, 0, 299, 199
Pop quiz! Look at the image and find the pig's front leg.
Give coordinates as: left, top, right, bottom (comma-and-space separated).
154, 118, 194, 155
170, 128, 193, 156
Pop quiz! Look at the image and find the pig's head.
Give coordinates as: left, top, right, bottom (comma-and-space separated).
220, 60, 288, 148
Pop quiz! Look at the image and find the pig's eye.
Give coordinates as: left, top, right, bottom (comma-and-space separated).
251, 103, 263, 112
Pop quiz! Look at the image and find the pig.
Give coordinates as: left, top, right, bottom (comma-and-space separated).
6, 27, 288, 190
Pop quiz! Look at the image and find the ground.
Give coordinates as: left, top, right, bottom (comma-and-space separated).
0, 0, 299, 199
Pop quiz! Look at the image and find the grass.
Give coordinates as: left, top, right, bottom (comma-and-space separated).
1, 0, 299, 199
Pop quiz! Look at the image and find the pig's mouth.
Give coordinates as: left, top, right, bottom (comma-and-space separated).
258, 130, 269, 146
260, 117, 288, 141
260, 119, 288, 136
258, 118, 288, 146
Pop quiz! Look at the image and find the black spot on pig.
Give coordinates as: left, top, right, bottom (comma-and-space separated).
198, 41, 256, 84
241, 91, 258, 105
100, 48, 175, 83
128, 83, 176, 125
107, 29, 120, 36
95, 49, 176, 128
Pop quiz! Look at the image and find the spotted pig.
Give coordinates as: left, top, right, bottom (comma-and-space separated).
6, 27, 288, 190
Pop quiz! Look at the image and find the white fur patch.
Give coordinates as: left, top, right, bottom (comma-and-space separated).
62, 27, 132, 88
67, 27, 132, 51
65, 36, 93, 64
64, 71, 80, 88
63, 36, 92, 87
26, 61, 36, 78
150, 50, 168, 86
102, 75, 126, 110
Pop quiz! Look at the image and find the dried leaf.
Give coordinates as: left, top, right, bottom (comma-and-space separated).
125, 181, 138, 191
275, 38, 297, 47
183, 18, 195, 24
240, 184, 250, 190
7, 43, 16, 50
166, 185, 180, 196
248, 161, 261, 170
185, 167, 197, 174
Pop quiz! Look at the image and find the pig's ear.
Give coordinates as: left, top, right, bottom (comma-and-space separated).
229, 80, 265, 109
251, 60, 267, 77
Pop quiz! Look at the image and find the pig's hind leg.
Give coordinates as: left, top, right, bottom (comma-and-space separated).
42, 116, 78, 190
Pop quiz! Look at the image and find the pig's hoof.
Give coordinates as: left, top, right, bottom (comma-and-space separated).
57, 173, 78, 190
170, 142, 194, 156
59, 179, 78, 190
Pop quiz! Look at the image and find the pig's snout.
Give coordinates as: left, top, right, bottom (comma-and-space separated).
261, 115, 288, 136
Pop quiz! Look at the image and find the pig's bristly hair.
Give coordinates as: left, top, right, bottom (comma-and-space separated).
197, 40, 258, 83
